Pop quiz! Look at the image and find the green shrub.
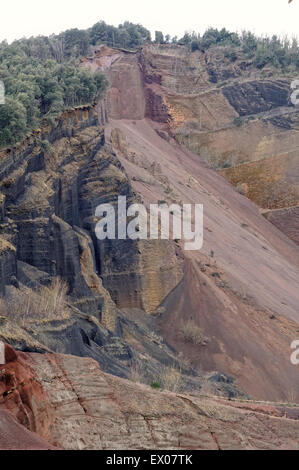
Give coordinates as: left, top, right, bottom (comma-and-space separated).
151, 382, 161, 389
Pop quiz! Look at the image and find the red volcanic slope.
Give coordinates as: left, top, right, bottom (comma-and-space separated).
105, 118, 299, 400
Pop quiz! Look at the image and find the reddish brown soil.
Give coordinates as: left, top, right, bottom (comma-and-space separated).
0, 409, 55, 450
106, 118, 299, 401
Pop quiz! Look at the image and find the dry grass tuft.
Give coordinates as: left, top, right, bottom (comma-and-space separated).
130, 362, 143, 384
159, 366, 183, 393
0, 277, 70, 327
180, 321, 209, 346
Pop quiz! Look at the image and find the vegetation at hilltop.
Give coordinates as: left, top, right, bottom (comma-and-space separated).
166, 28, 299, 71
0, 47, 108, 147
0, 57, 108, 147
89, 21, 151, 49
0, 21, 153, 148
1, 19, 299, 148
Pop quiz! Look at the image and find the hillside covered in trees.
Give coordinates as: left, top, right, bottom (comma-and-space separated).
1, 20, 299, 148
178, 28, 299, 70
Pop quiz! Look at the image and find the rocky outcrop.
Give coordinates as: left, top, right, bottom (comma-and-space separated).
0, 343, 56, 449
32, 354, 299, 450
0, 105, 115, 314
130, 45, 299, 249
0, 97, 184, 314
136, 45, 299, 247
222, 80, 291, 116
1, 347, 299, 450
219, 147, 299, 242
220, 152, 299, 210
145, 87, 171, 123
0, 100, 187, 390
128, 44, 299, 199
104, 127, 183, 313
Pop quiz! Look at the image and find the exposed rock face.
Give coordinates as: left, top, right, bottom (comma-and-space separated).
222, 80, 291, 116
0, 43, 299, 452
0, 101, 186, 390
220, 149, 299, 244
0, 347, 54, 444
0, 105, 117, 323
103, 127, 183, 313
78, 44, 299, 401
32, 354, 299, 450
220, 152, 299, 210
132, 44, 299, 233
143, 46, 299, 248
0, 99, 182, 314
1, 348, 299, 450
109, 43, 299, 254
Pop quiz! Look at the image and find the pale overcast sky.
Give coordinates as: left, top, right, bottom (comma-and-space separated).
0, 0, 298, 43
